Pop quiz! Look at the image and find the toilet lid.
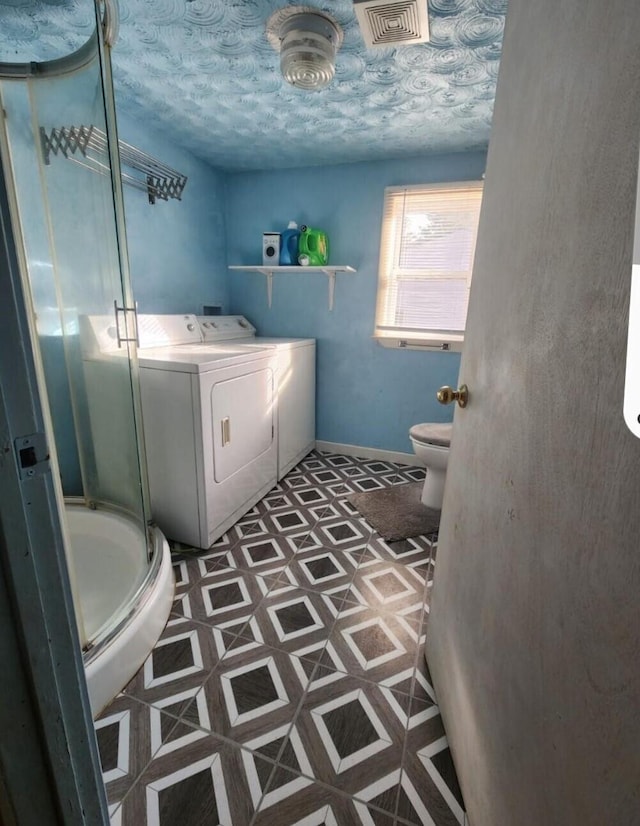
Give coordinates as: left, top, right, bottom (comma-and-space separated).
409, 422, 453, 447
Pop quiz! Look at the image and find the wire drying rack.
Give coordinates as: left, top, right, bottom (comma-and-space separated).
39, 124, 188, 204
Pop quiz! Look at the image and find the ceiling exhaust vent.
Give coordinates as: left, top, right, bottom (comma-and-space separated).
353, 0, 430, 48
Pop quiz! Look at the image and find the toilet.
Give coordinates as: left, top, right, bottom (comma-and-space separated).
409, 422, 453, 510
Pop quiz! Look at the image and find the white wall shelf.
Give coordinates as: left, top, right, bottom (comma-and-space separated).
229, 265, 356, 310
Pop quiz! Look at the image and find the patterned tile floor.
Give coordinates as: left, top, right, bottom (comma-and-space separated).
95, 450, 466, 826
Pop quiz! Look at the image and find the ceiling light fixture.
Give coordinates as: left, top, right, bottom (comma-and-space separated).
266, 7, 343, 91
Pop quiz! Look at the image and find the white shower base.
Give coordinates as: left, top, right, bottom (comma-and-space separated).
65, 504, 174, 717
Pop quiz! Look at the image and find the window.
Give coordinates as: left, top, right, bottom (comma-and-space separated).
374, 181, 483, 351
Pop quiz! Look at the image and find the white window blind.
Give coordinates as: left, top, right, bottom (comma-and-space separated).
374, 181, 483, 350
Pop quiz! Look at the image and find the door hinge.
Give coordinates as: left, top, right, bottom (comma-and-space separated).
14, 433, 50, 480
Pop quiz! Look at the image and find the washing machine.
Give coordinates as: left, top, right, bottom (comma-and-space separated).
80, 313, 277, 549
196, 316, 315, 480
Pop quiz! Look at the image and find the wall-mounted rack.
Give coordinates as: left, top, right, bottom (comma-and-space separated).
39, 124, 188, 205
229, 265, 356, 310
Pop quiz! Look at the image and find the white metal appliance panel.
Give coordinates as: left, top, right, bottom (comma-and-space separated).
197, 315, 256, 341
198, 357, 277, 545
276, 343, 316, 479
137, 313, 202, 347
138, 367, 202, 547
137, 344, 271, 373
210, 368, 274, 482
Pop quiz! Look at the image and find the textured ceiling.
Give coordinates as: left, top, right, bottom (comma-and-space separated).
0, 0, 506, 170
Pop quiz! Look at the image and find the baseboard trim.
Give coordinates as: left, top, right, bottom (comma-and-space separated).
315, 440, 423, 467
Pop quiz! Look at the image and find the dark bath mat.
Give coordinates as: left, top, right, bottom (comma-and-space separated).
347, 481, 440, 542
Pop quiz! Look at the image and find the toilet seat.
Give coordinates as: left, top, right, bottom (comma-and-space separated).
409, 422, 452, 509
409, 423, 452, 447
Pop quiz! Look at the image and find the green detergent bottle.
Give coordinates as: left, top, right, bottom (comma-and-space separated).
298, 226, 329, 266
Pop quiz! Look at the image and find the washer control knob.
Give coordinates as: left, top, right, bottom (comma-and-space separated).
187, 323, 195, 331
238, 318, 248, 328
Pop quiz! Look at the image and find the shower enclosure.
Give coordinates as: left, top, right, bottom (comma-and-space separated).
0, 1, 174, 714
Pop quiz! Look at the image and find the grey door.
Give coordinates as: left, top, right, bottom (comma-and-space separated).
426, 2, 640, 825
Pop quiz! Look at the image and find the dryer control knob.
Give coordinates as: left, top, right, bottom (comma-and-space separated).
238, 318, 248, 328
187, 323, 195, 331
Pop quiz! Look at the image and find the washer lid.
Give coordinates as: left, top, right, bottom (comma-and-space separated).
237, 337, 315, 350
137, 342, 273, 373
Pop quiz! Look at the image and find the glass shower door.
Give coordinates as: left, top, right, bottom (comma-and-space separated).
32, 76, 148, 515
0, 1, 153, 647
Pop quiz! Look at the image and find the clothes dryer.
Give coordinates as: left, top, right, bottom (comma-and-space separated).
196, 316, 315, 480
80, 314, 277, 548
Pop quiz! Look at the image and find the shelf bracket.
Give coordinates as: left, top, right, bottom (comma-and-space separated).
266, 271, 273, 308
324, 270, 336, 311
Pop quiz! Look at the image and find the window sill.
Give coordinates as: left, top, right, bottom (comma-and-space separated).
374, 334, 463, 353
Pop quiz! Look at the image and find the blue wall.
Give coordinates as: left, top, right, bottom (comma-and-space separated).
12, 100, 484, 491
118, 113, 229, 315
225, 151, 486, 455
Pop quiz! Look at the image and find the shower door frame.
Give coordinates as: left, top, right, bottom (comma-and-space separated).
0, 158, 107, 823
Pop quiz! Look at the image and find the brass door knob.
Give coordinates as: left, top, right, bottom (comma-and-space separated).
436, 384, 469, 408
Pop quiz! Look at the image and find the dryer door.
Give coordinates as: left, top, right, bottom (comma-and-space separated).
211, 366, 274, 482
